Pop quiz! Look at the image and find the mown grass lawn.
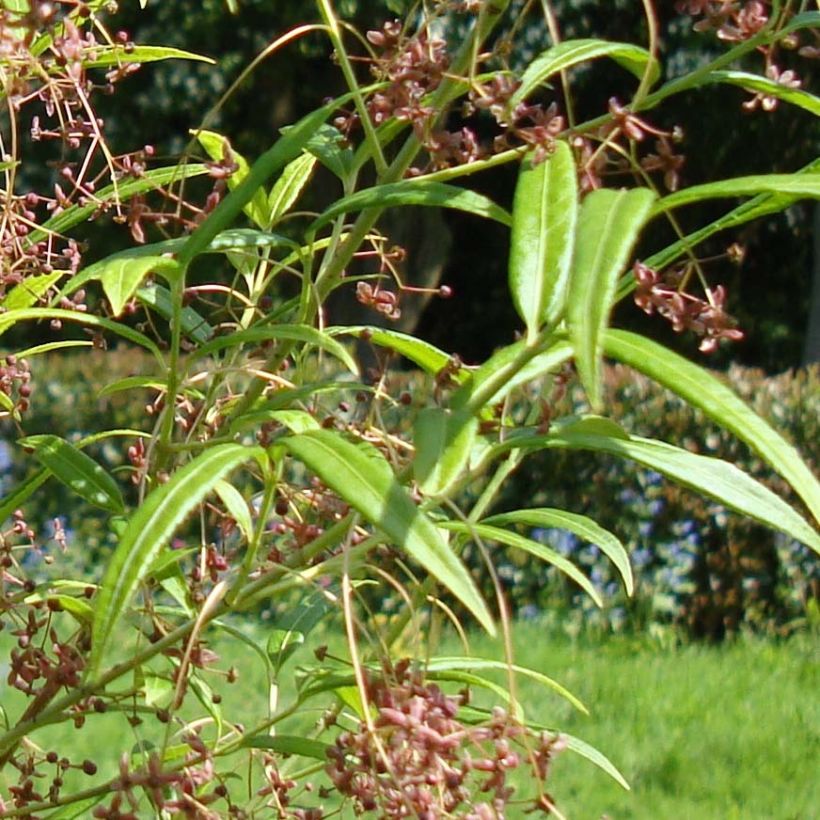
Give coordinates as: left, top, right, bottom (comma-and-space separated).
1, 622, 816, 818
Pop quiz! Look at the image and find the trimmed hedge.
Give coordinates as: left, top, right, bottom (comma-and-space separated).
4, 350, 817, 639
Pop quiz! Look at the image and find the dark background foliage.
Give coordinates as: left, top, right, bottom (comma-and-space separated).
90, 0, 820, 372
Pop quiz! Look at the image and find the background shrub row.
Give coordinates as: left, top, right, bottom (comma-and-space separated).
6, 351, 817, 640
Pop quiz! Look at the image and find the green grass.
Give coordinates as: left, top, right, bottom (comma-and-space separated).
1, 622, 817, 818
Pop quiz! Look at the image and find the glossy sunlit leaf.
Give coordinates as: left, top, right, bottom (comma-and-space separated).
196, 130, 271, 228
703, 70, 820, 116
452, 337, 573, 410
282, 430, 494, 634
1, 272, 62, 311
425, 656, 587, 713
440, 520, 602, 606
136, 285, 214, 344
213, 479, 253, 542
568, 188, 655, 409
268, 152, 316, 226
330, 326, 460, 378
311, 181, 512, 233
27, 164, 210, 246
513, 39, 659, 105
19, 435, 124, 514
88, 444, 263, 679
413, 408, 478, 496
179, 100, 340, 265
99, 256, 180, 317
304, 123, 354, 180
509, 416, 820, 555
193, 325, 358, 375
509, 141, 577, 341
605, 330, 820, 527
483, 507, 633, 595
82, 45, 215, 69
0, 308, 162, 359
653, 173, 820, 214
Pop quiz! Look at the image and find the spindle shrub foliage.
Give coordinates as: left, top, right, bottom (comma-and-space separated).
0, 1, 818, 816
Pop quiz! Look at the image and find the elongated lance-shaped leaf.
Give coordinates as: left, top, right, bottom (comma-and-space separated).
81, 45, 215, 69
568, 188, 656, 409
137, 286, 213, 344
310, 180, 512, 233
484, 508, 633, 595
60, 229, 296, 303
19, 435, 124, 514
424, 656, 587, 713
268, 152, 317, 227
0, 307, 162, 359
505, 416, 820, 555
304, 124, 354, 180
281, 430, 495, 635
99, 256, 180, 317
652, 172, 820, 214
88, 444, 263, 679
2, 272, 62, 311
413, 408, 478, 496
440, 520, 602, 606
178, 101, 340, 266
192, 325, 358, 375
195, 130, 271, 229
509, 141, 577, 342
702, 70, 820, 116
26, 164, 210, 246
452, 337, 573, 410
605, 330, 820, 528
329, 326, 463, 379
513, 39, 659, 105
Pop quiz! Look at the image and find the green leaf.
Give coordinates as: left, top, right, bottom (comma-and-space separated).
1, 272, 63, 311
702, 70, 820, 116
97, 376, 165, 398
509, 142, 577, 341
568, 188, 655, 409
311, 181, 512, 233
425, 656, 587, 713
27, 164, 210, 246
179, 101, 339, 266
142, 673, 174, 709
563, 732, 630, 791
19, 435, 124, 513
0, 469, 49, 524
653, 173, 820, 214
282, 430, 494, 634
268, 152, 317, 226
440, 520, 602, 607
0, 308, 162, 358
242, 735, 330, 760
88, 444, 263, 679
99, 256, 180, 317
452, 337, 573, 410
331, 326, 460, 377
137, 285, 214, 344
195, 130, 272, 229
413, 408, 478, 496
513, 39, 659, 105
483, 508, 633, 595
82, 45, 215, 69
605, 330, 820, 528
193, 325, 358, 375
511, 417, 820, 556
253, 409, 321, 434
14, 340, 92, 358
42, 796, 106, 819
213, 479, 253, 541
304, 124, 354, 180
